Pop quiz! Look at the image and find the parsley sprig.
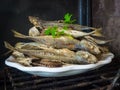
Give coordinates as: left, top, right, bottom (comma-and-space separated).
64, 13, 76, 24
44, 26, 65, 38
44, 13, 76, 37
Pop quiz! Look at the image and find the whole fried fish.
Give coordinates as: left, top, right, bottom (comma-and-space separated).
75, 39, 101, 54
12, 31, 102, 54
4, 42, 98, 64
28, 16, 97, 31
29, 16, 103, 37
12, 30, 79, 50
15, 42, 75, 57
57, 27, 103, 38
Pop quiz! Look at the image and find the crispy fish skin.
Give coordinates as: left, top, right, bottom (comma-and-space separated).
4, 41, 98, 64
75, 39, 101, 54
12, 30, 79, 49
12, 51, 25, 58
56, 27, 102, 38
12, 31, 102, 54
29, 16, 103, 37
15, 42, 75, 57
75, 51, 97, 63
15, 42, 49, 50
28, 16, 97, 31
29, 27, 40, 37
32, 59, 63, 67
14, 43, 99, 62
14, 57, 33, 66
4, 41, 78, 64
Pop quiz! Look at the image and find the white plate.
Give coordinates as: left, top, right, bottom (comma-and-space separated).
5, 53, 114, 77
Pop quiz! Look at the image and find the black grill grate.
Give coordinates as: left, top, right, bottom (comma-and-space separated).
4, 60, 120, 90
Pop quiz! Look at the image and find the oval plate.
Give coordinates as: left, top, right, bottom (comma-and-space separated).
5, 53, 114, 77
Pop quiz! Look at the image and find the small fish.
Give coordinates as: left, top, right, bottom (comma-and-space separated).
75, 39, 101, 54
28, 16, 98, 31
12, 31, 103, 54
12, 30, 79, 49
29, 16, 104, 37
15, 42, 75, 57
84, 36, 112, 44
29, 16, 103, 38
4, 41, 98, 64
57, 27, 103, 38
4, 41, 77, 63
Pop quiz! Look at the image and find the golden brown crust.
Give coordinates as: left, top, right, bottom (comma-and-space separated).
31, 59, 63, 67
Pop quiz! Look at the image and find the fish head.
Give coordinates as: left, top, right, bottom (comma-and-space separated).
75, 51, 97, 64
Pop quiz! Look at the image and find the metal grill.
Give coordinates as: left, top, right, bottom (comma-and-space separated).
4, 60, 120, 90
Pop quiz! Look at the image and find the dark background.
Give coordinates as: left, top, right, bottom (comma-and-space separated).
92, 0, 120, 58
0, 0, 81, 69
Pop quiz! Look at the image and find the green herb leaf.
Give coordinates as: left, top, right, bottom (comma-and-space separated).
51, 27, 57, 37
44, 27, 51, 35
64, 13, 76, 24
44, 26, 58, 37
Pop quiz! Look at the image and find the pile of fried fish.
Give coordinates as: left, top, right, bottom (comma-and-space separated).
5, 16, 112, 67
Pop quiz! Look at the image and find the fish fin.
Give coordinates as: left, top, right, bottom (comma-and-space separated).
12, 30, 26, 38
91, 28, 104, 37
4, 41, 15, 51
84, 36, 113, 44
104, 39, 114, 43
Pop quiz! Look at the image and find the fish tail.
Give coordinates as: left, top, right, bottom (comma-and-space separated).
4, 41, 15, 51
91, 28, 104, 37
101, 39, 114, 44
12, 30, 26, 38
1, 50, 12, 56
106, 39, 114, 43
